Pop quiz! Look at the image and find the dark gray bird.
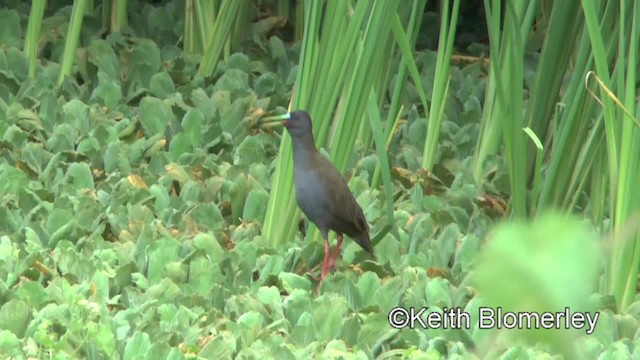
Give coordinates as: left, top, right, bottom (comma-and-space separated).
260, 110, 374, 293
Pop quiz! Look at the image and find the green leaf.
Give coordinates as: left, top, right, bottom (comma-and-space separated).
453, 234, 479, 274
3, 124, 28, 148
234, 136, 265, 166
374, 234, 402, 268
599, 334, 633, 358
213, 69, 249, 94
269, 36, 287, 60
432, 223, 460, 267
179, 181, 200, 204
104, 142, 130, 173
0, 208, 19, 234
91, 71, 122, 108
62, 99, 91, 133
15, 280, 48, 309
236, 311, 264, 344
256, 286, 284, 319
5, 48, 28, 81
254, 73, 279, 98
144, 342, 173, 360
88, 39, 120, 80
257, 255, 283, 283
168, 133, 193, 160
312, 296, 347, 341
146, 280, 182, 304
76, 136, 101, 160
278, 273, 312, 294
131, 40, 162, 72
150, 72, 175, 98
0, 164, 28, 195
21, 142, 45, 173
140, 96, 173, 135
198, 331, 236, 359
357, 313, 398, 351
129, 40, 162, 87
357, 271, 381, 309
0, 10, 21, 48
290, 312, 315, 346
426, 277, 452, 308
187, 203, 224, 231
95, 322, 116, 356
588, 310, 615, 346
220, 96, 251, 135
181, 108, 204, 147
46, 123, 77, 153
0, 329, 20, 355
193, 232, 224, 259
0, 299, 31, 337
24, 226, 42, 250
146, 238, 181, 285
230, 175, 250, 223
124, 331, 152, 360
283, 289, 311, 326
164, 162, 191, 184
342, 317, 364, 349
47, 208, 74, 238
188, 255, 219, 296
0, 235, 13, 269
242, 187, 269, 223
115, 118, 136, 138
472, 212, 600, 355
163, 348, 185, 360
191, 88, 217, 121
66, 162, 95, 189
226, 53, 250, 71
377, 277, 405, 311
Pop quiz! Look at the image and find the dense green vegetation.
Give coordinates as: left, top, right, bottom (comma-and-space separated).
0, 0, 639, 359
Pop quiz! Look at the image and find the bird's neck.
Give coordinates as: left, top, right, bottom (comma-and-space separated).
290, 132, 319, 165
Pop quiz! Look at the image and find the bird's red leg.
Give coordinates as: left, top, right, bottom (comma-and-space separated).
325, 233, 343, 273
314, 239, 331, 295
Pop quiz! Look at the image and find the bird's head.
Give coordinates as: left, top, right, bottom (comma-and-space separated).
282, 110, 313, 138
259, 110, 313, 139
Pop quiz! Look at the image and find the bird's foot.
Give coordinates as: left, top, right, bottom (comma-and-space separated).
313, 266, 328, 295
305, 254, 330, 282
324, 233, 343, 274
313, 239, 332, 296
325, 254, 341, 274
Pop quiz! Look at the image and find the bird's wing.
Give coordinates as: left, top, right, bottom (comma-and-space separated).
319, 157, 369, 237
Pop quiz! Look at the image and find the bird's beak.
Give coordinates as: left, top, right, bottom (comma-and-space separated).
258, 113, 291, 128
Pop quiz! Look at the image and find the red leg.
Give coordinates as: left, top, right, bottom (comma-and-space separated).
321, 238, 331, 277
325, 233, 343, 273
314, 238, 331, 295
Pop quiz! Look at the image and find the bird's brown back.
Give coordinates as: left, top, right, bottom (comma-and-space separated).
315, 153, 374, 255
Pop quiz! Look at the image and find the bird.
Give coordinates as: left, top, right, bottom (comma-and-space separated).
260, 110, 374, 294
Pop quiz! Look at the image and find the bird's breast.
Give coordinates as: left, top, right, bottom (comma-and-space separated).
293, 165, 332, 227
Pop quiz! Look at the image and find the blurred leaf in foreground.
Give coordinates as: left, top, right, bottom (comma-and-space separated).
472, 212, 600, 358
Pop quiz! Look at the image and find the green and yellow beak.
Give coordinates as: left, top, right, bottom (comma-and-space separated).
258, 113, 291, 129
